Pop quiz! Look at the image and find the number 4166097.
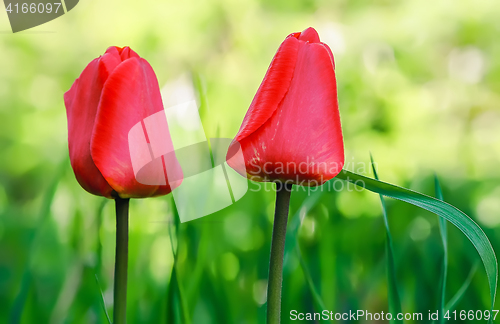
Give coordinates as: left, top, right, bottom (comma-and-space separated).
5, 3, 62, 14
444, 310, 499, 321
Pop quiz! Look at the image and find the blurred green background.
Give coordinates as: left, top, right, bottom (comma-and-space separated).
1, 0, 500, 322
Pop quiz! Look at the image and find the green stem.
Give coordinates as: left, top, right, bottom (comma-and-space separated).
267, 183, 292, 324
114, 198, 130, 324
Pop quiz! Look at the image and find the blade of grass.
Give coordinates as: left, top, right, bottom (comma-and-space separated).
335, 169, 497, 322
370, 156, 402, 323
281, 189, 327, 322
434, 175, 447, 324
167, 199, 191, 324
167, 266, 183, 324
90, 199, 109, 323
446, 262, 479, 312
295, 243, 332, 322
95, 274, 112, 324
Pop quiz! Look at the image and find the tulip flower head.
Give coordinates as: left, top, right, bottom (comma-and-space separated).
227, 27, 344, 186
64, 46, 182, 198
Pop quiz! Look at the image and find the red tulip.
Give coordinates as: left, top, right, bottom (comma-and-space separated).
64, 46, 182, 198
227, 27, 344, 186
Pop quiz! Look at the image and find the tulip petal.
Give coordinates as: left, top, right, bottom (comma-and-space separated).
298, 27, 320, 43
90, 57, 181, 198
104, 46, 140, 61
233, 40, 344, 184
118, 46, 140, 60
103, 46, 120, 58
319, 42, 335, 69
99, 50, 122, 78
233, 35, 300, 143
64, 59, 114, 197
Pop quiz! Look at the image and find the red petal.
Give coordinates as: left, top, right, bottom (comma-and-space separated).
319, 42, 336, 70
298, 27, 320, 43
233, 36, 300, 144
90, 57, 181, 198
232, 41, 344, 184
99, 50, 122, 80
104, 46, 120, 57
104, 46, 140, 61
118, 46, 140, 60
64, 59, 114, 197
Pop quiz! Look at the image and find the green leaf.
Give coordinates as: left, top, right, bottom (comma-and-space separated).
434, 175, 447, 324
370, 155, 402, 322
335, 170, 497, 318
95, 274, 112, 324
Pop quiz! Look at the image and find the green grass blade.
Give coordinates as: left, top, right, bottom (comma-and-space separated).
167, 199, 191, 324
167, 267, 184, 324
295, 243, 332, 322
95, 274, 112, 324
445, 262, 479, 312
434, 175, 447, 324
370, 156, 402, 322
284, 189, 328, 317
335, 170, 497, 319
93, 199, 109, 323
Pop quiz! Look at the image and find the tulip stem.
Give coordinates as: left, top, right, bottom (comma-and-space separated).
267, 182, 293, 324
114, 197, 130, 324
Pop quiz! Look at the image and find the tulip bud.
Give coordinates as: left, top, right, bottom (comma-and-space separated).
64, 46, 182, 198
227, 27, 344, 186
